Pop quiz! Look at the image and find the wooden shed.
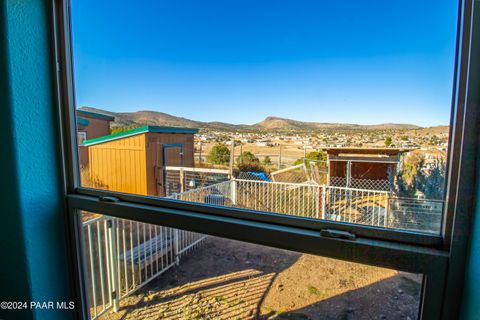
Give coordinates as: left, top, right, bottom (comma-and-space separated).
325, 148, 409, 190
82, 125, 198, 197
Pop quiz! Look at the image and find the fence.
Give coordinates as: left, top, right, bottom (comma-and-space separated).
329, 176, 392, 191
164, 166, 230, 196
83, 177, 444, 318
82, 215, 206, 319
269, 161, 328, 184
235, 179, 321, 218
171, 181, 233, 206
170, 179, 443, 234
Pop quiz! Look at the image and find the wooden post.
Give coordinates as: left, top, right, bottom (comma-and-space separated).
179, 168, 185, 193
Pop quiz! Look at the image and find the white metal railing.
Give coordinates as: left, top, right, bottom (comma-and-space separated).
235, 179, 321, 218
82, 178, 444, 319
171, 179, 443, 233
82, 216, 206, 319
170, 181, 232, 206
164, 166, 230, 196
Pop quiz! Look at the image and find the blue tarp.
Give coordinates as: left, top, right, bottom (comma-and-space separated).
247, 172, 270, 181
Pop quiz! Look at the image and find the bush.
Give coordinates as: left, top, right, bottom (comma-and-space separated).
395, 153, 446, 200
293, 151, 327, 165
236, 151, 264, 172
262, 155, 272, 166
206, 144, 230, 165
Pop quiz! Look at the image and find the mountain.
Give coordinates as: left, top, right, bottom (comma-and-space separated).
79, 106, 423, 132
254, 116, 420, 131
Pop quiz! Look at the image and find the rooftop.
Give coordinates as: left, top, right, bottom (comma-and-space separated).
323, 147, 412, 156
77, 109, 115, 121
82, 125, 199, 146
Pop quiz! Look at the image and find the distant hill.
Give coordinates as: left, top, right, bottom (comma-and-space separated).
410, 125, 450, 135
79, 106, 425, 132
254, 116, 420, 131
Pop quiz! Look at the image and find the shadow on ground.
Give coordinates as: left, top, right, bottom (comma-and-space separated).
100, 237, 421, 320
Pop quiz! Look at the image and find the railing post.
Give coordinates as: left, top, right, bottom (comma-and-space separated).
385, 194, 390, 228
231, 178, 237, 205
107, 219, 120, 312
321, 185, 326, 219
174, 229, 180, 266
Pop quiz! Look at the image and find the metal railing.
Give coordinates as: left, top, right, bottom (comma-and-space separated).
170, 179, 443, 233
164, 166, 230, 196
82, 215, 206, 319
170, 180, 232, 206
235, 179, 321, 218
82, 178, 444, 319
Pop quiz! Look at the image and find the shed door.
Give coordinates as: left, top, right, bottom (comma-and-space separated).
163, 144, 184, 196
164, 144, 184, 167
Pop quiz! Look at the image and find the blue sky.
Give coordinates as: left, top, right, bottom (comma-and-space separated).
71, 0, 458, 127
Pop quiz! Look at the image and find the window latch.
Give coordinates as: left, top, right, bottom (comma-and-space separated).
320, 229, 356, 241
99, 196, 119, 203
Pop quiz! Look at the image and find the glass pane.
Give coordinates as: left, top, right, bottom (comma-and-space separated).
71, 0, 458, 234
80, 212, 422, 319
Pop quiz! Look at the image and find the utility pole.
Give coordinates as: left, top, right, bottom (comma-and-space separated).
304, 144, 307, 165
278, 145, 282, 169
239, 144, 243, 165
198, 142, 203, 163
229, 139, 235, 177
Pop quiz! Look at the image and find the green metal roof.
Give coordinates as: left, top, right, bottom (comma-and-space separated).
76, 117, 90, 127
82, 125, 199, 146
77, 109, 115, 121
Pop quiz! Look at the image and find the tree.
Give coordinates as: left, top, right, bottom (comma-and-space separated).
293, 151, 327, 165
395, 154, 423, 198
236, 151, 264, 172
237, 151, 259, 164
206, 144, 230, 165
384, 136, 393, 147
395, 153, 446, 200
417, 159, 446, 200
262, 156, 272, 166
110, 126, 136, 134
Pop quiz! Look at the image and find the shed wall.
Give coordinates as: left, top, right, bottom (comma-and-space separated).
87, 134, 148, 195
145, 132, 195, 196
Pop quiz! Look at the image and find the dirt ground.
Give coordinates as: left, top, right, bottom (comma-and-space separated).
100, 237, 421, 320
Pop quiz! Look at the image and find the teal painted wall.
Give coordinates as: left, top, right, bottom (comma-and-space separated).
0, 1, 74, 319
460, 143, 480, 320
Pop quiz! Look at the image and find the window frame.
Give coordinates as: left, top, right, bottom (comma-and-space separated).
51, 0, 480, 318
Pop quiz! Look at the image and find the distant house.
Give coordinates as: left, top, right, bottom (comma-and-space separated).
325, 148, 410, 191
77, 109, 115, 167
